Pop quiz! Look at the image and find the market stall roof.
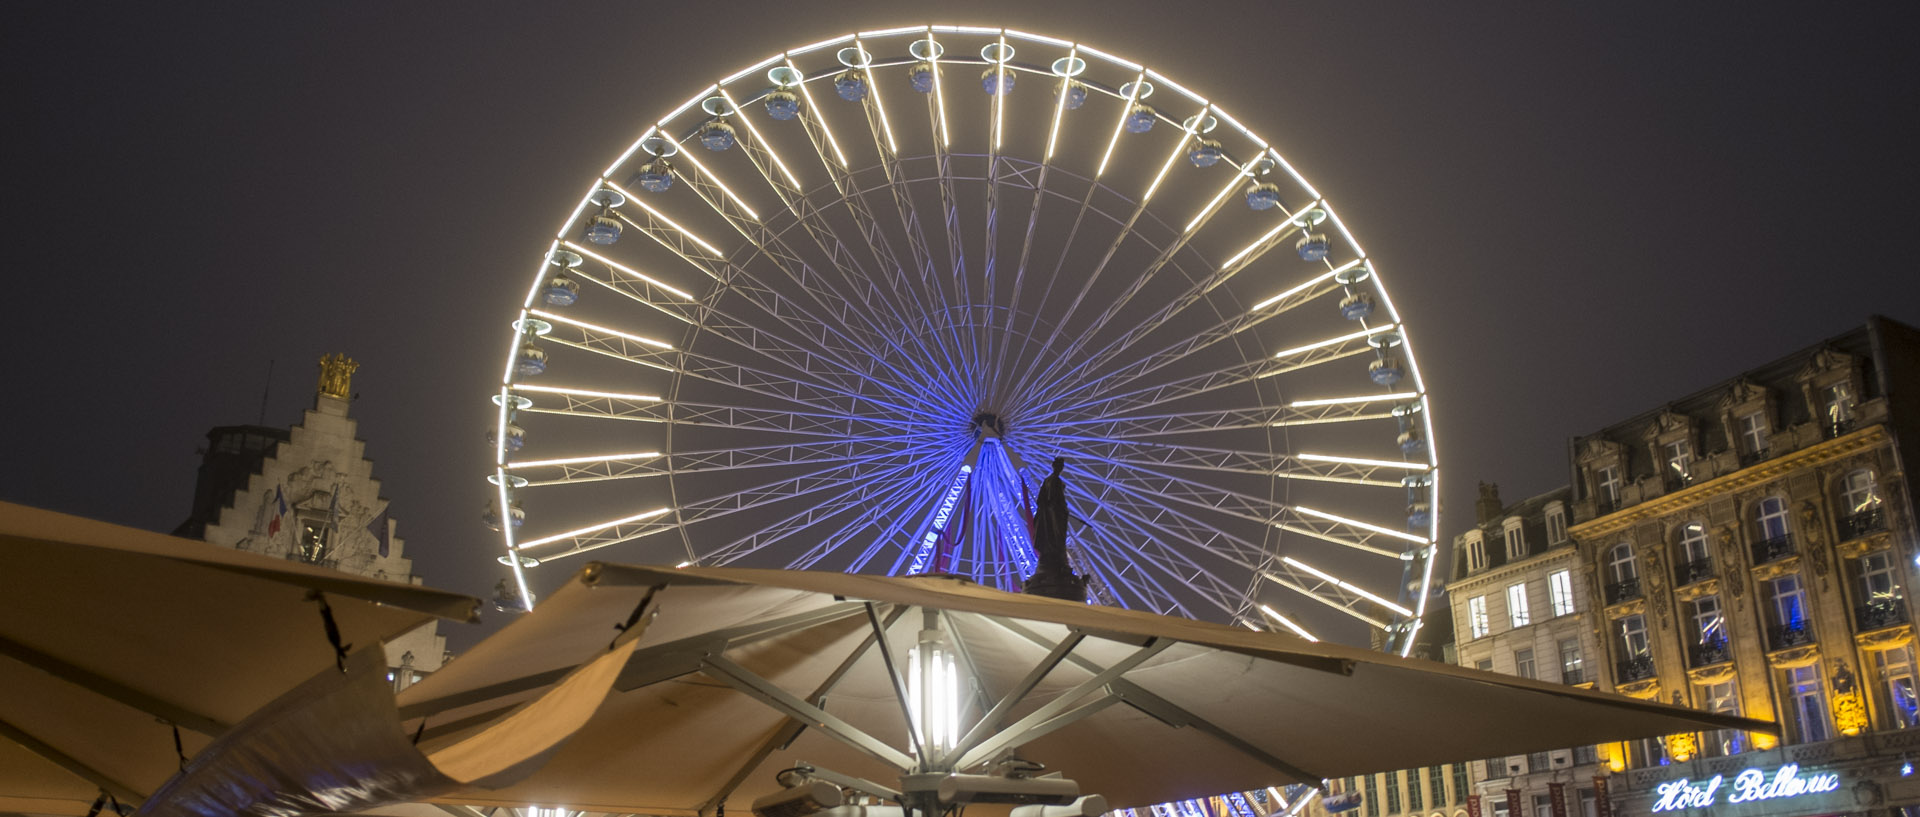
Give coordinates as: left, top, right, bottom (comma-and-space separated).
0, 501, 480, 815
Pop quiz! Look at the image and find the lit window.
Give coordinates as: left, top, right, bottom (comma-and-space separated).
1769, 574, 1809, 634
1596, 465, 1622, 504
1504, 519, 1527, 560
1702, 680, 1743, 756
1757, 497, 1790, 541
1679, 522, 1710, 565
1691, 595, 1725, 650
1873, 645, 1920, 729
1549, 569, 1576, 617
1546, 504, 1568, 544
1508, 582, 1532, 627
1842, 470, 1882, 515
1825, 381, 1856, 426
1860, 550, 1902, 608
1784, 664, 1830, 742
1608, 543, 1638, 583
1618, 614, 1649, 658
1663, 439, 1694, 482
1514, 647, 1536, 679
1559, 637, 1584, 682
1739, 411, 1769, 454
1469, 595, 1490, 639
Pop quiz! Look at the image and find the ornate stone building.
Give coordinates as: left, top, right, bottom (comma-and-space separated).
174, 355, 447, 689
1446, 482, 1607, 817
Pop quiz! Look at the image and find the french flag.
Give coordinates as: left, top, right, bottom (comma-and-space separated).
267, 486, 287, 537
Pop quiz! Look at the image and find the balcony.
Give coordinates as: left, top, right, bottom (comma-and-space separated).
1676, 558, 1715, 586
1739, 447, 1773, 467
1616, 655, 1656, 683
1766, 621, 1815, 651
1750, 533, 1797, 565
1689, 636, 1732, 668
1597, 495, 1623, 515
1605, 578, 1643, 605
1856, 599, 1909, 632
285, 552, 340, 570
1838, 508, 1887, 541
1561, 667, 1588, 685
1825, 418, 1857, 440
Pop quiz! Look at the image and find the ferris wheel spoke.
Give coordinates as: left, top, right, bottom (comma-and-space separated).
790, 451, 976, 571
505, 435, 941, 487
857, 97, 975, 384
529, 308, 938, 419
704, 448, 965, 567
1013, 432, 1420, 487
920, 55, 983, 384
1015, 399, 1396, 441
1016, 259, 1348, 422
686, 450, 953, 565
1022, 200, 1321, 412
516, 386, 943, 438
1258, 556, 1411, 632
1067, 487, 1255, 619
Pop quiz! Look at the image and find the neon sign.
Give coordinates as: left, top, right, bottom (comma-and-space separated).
1650, 763, 1841, 812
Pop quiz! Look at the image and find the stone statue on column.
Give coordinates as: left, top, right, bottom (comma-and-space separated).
1024, 457, 1089, 602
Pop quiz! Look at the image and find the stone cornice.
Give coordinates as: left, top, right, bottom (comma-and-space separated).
1569, 425, 1890, 538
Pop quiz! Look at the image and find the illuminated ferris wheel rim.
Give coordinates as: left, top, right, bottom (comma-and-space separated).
488, 23, 1442, 656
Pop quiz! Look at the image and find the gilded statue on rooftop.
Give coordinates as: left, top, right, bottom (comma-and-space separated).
318, 354, 358, 399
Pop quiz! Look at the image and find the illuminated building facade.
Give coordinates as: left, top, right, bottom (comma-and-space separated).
174, 355, 447, 689
1566, 317, 1920, 815
1446, 483, 1608, 817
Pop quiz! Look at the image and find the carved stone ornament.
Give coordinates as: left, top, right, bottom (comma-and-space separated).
1853, 780, 1884, 808
1617, 676, 1660, 700
1675, 579, 1720, 602
1856, 624, 1916, 652
1767, 643, 1822, 669
1688, 663, 1739, 686
1720, 378, 1767, 409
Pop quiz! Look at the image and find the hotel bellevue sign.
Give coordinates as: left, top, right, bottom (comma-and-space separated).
1650, 764, 1842, 813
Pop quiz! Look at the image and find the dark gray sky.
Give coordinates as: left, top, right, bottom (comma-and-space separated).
7, 3, 1917, 636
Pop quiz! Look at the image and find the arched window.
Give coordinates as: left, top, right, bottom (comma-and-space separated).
1677, 522, 1712, 582
1840, 469, 1881, 515
1756, 497, 1790, 541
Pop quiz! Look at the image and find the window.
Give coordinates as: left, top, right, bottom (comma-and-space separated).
1739, 411, 1769, 454
1515, 647, 1536, 679
1784, 664, 1830, 742
1757, 497, 1790, 541
1664, 439, 1694, 481
1861, 550, 1902, 607
1428, 766, 1447, 806
1469, 596, 1490, 639
1407, 769, 1423, 812
1577, 788, 1598, 817
1549, 569, 1576, 616
1608, 543, 1638, 583
1825, 381, 1856, 426
1385, 770, 1401, 815
1873, 646, 1920, 729
1769, 574, 1809, 632
1505, 519, 1528, 560
1476, 658, 1494, 671
1466, 532, 1487, 572
1702, 679, 1743, 756
1451, 764, 1469, 806
1559, 637, 1585, 682
1492, 798, 1511, 817
1546, 504, 1568, 544
1597, 465, 1622, 504
1842, 469, 1882, 515
1533, 794, 1553, 817
1679, 522, 1710, 565
1574, 744, 1599, 765
1692, 595, 1724, 643
1364, 773, 1379, 817
1618, 615, 1649, 659
298, 519, 331, 561
1509, 582, 1532, 627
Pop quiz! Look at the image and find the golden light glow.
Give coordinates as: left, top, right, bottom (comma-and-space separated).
1752, 733, 1778, 750
1833, 690, 1869, 736
1606, 742, 1628, 772
1664, 732, 1697, 763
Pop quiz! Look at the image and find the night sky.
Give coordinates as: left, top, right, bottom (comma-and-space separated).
8, 3, 1918, 643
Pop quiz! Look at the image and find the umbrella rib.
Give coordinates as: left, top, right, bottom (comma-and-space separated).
950, 630, 1086, 757
982, 617, 1331, 783
0, 635, 230, 736
700, 604, 913, 816
700, 654, 916, 771
0, 716, 145, 803
955, 639, 1172, 769
865, 603, 926, 763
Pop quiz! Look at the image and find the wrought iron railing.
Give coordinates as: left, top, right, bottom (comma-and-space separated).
1825, 418, 1857, 440
1739, 447, 1772, 467
1615, 655, 1656, 683
1689, 637, 1732, 667
1605, 578, 1643, 605
1856, 599, 1908, 632
1839, 508, 1887, 541
1750, 533, 1796, 565
1677, 558, 1715, 585
1766, 621, 1815, 651
1561, 667, 1588, 685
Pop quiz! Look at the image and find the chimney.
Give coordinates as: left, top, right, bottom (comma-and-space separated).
1475, 482, 1503, 525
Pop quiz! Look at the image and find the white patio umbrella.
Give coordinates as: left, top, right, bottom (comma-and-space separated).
0, 501, 481, 815
135, 562, 1767, 816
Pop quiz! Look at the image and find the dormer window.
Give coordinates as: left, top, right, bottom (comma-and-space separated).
1597, 465, 1623, 507
1825, 382, 1857, 429
1504, 518, 1528, 560
1545, 503, 1568, 544
1738, 411, 1769, 456
1465, 531, 1487, 572
1663, 439, 1694, 483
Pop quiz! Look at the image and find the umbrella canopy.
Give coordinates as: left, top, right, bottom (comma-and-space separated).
0, 501, 481, 815
380, 564, 1770, 814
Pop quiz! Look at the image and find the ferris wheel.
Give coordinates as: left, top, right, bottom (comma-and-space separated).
487, 25, 1441, 656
